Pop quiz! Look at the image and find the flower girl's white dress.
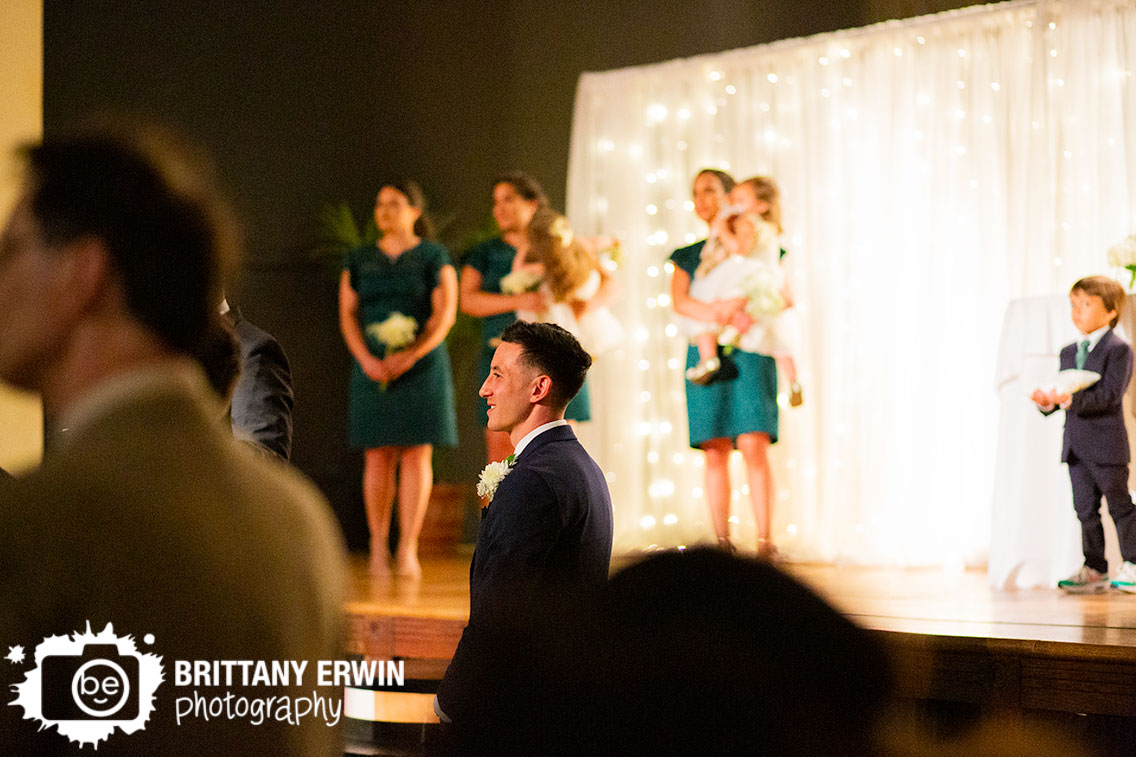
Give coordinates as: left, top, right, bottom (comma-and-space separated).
518, 269, 624, 357
681, 211, 795, 357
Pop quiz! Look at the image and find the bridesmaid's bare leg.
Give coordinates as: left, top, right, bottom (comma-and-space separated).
737, 432, 774, 558
364, 446, 398, 575
702, 438, 734, 551
394, 444, 433, 578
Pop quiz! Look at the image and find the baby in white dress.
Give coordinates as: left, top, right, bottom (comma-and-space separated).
683, 177, 801, 404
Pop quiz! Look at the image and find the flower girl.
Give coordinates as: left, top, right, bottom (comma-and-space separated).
507, 208, 623, 357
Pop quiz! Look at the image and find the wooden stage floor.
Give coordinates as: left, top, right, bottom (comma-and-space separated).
345, 551, 1136, 720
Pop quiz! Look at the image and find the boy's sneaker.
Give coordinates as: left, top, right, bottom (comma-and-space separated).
1057, 565, 1108, 594
1112, 561, 1136, 593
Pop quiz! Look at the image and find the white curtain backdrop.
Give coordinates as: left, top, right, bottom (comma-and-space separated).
565, 0, 1136, 565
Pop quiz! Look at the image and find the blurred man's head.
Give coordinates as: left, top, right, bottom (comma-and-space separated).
0, 121, 238, 396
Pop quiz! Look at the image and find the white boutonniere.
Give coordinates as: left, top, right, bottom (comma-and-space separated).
477, 454, 516, 503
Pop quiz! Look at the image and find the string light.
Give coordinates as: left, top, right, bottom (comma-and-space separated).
578, 4, 1121, 561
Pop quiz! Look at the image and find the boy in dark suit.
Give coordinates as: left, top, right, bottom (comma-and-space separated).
434, 321, 614, 743
1032, 276, 1136, 593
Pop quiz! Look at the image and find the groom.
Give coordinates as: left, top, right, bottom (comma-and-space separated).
434, 321, 613, 739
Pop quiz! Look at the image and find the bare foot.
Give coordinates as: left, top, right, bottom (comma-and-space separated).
370, 543, 391, 577
395, 548, 422, 579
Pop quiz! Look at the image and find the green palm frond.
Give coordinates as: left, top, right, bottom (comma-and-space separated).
312, 201, 378, 262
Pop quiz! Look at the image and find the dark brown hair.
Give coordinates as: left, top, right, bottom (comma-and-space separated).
22, 120, 238, 355
379, 179, 435, 240
500, 320, 592, 411
492, 171, 549, 210
694, 168, 736, 194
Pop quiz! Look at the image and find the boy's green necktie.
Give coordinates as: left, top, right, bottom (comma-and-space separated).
1076, 339, 1090, 369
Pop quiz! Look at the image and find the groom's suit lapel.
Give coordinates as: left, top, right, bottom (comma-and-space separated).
479, 425, 575, 522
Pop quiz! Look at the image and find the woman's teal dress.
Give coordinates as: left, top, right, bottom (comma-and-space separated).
344, 241, 459, 449
669, 240, 778, 447
465, 237, 591, 422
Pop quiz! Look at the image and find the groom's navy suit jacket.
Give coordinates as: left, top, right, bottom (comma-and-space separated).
436, 423, 613, 724
1048, 328, 1133, 465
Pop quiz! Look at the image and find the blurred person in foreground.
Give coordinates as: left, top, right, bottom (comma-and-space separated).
0, 121, 346, 755
467, 547, 1090, 756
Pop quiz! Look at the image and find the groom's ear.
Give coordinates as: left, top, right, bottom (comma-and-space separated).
530, 374, 553, 404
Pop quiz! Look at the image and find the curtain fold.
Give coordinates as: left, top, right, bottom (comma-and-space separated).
566, 0, 1136, 565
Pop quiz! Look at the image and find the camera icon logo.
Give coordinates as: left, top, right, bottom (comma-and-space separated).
8, 623, 163, 748
42, 643, 140, 721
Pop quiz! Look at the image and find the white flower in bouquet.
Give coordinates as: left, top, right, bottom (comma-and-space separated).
367, 312, 418, 352
1108, 234, 1136, 288
477, 455, 515, 503
500, 270, 543, 295
742, 267, 786, 319
1108, 234, 1136, 267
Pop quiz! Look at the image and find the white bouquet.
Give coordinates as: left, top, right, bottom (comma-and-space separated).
367, 312, 418, 353
1108, 234, 1136, 288
717, 266, 785, 348
742, 266, 786, 319
500, 270, 543, 295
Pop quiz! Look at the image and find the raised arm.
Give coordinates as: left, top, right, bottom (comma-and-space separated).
338, 271, 387, 383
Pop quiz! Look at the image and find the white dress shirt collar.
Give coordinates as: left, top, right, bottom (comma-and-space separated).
513, 419, 569, 459
1083, 324, 1110, 352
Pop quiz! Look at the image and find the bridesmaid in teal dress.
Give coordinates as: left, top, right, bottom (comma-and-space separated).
670, 168, 780, 558
460, 172, 596, 468
339, 180, 458, 577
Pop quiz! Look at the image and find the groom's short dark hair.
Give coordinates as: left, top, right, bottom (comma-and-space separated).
500, 321, 592, 411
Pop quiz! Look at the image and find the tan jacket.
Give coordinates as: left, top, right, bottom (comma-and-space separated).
0, 365, 347, 755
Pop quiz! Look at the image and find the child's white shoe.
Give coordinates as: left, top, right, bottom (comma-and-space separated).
685, 357, 721, 385
1111, 561, 1136, 593
1057, 564, 1107, 594
717, 325, 740, 347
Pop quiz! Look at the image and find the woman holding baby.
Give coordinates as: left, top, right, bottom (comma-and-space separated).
670, 169, 796, 558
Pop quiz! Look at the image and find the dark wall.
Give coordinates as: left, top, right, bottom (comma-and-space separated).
43, 0, 974, 549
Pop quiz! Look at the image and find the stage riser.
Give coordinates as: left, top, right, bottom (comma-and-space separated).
888, 633, 1136, 717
